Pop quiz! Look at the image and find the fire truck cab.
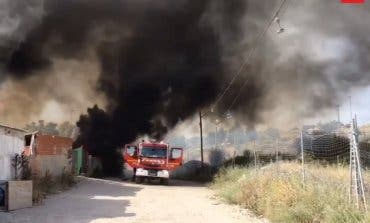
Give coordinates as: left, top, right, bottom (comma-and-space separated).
123, 141, 183, 184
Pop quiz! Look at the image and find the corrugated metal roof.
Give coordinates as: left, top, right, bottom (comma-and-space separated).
0, 123, 28, 133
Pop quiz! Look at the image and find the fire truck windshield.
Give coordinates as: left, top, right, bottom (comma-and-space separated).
141, 147, 167, 158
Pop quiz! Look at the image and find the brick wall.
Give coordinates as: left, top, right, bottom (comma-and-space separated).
35, 134, 73, 156
29, 134, 73, 177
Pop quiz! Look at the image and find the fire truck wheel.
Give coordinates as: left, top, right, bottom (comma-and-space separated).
135, 176, 143, 184
160, 178, 169, 185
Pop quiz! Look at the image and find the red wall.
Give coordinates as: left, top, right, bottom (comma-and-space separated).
35, 134, 73, 155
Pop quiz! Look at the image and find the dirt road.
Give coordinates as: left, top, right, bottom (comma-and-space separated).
0, 177, 266, 223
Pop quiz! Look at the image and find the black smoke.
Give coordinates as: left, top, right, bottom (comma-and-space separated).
4, 1, 370, 175
3, 0, 252, 175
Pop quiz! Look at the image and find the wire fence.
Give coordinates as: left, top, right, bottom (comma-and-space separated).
234, 126, 370, 211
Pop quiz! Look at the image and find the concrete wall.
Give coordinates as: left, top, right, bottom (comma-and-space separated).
7, 180, 32, 211
30, 155, 71, 177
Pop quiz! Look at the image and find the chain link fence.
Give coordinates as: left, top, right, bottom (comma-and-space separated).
234, 124, 370, 211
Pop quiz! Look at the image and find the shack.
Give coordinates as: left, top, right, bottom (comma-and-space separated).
0, 124, 27, 181
72, 146, 102, 176
26, 134, 73, 177
0, 124, 28, 210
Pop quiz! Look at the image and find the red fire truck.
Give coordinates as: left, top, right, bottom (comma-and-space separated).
123, 141, 183, 184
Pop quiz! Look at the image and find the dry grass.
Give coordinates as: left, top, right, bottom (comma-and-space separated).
212, 162, 370, 223
32, 169, 76, 204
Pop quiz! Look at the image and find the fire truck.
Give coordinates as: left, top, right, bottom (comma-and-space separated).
123, 141, 183, 184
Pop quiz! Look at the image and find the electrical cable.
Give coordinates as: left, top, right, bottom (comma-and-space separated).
209, 0, 291, 116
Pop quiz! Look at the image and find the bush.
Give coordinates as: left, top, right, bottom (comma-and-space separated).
32, 170, 54, 204
212, 163, 369, 223
223, 155, 250, 167
60, 168, 76, 189
223, 150, 252, 168
38, 170, 55, 193
32, 168, 76, 204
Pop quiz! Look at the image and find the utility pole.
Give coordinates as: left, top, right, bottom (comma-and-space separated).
275, 137, 279, 163
215, 123, 218, 149
275, 137, 279, 173
214, 119, 222, 150
199, 110, 204, 167
336, 104, 340, 123
349, 96, 353, 120
275, 137, 279, 162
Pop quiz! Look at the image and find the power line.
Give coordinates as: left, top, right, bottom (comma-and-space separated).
210, 0, 291, 114
222, 0, 293, 114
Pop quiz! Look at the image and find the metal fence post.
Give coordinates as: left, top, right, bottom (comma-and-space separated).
300, 130, 305, 185
253, 140, 257, 169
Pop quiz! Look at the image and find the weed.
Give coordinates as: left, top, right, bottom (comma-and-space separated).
32, 168, 76, 204
60, 167, 76, 189
212, 162, 370, 223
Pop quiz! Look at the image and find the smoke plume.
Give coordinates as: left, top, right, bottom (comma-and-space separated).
1, 0, 370, 174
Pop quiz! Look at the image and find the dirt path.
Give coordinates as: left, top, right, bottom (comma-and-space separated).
0, 177, 266, 223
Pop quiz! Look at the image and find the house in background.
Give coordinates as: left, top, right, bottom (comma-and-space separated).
26, 133, 73, 177
0, 124, 27, 181
0, 125, 73, 210
0, 124, 28, 210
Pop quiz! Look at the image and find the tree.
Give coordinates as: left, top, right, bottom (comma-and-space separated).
24, 121, 38, 133
44, 122, 59, 135
24, 120, 61, 135
58, 121, 75, 137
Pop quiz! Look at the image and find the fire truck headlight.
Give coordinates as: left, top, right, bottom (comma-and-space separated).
136, 168, 148, 176
157, 170, 169, 178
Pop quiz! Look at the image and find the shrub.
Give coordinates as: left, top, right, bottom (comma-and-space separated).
38, 170, 55, 193
32, 168, 76, 204
60, 168, 76, 189
212, 163, 369, 223
223, 155, 251, 167
32, 170, 55, 204
223, 150, 253, 168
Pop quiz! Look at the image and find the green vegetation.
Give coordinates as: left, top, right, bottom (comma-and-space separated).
212, 162, 370, 223
25, 120, 75, 137
223, 150, 252, 168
